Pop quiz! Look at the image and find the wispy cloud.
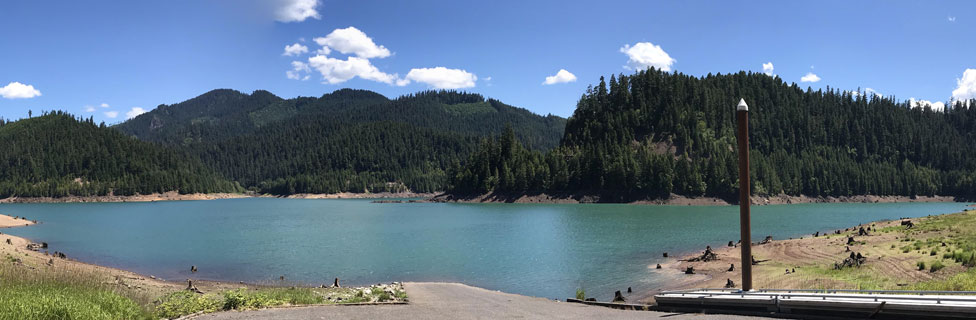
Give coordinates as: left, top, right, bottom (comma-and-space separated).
274, 0, 320, 23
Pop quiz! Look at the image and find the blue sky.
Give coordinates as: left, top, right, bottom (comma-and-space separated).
1, 0, 974, 122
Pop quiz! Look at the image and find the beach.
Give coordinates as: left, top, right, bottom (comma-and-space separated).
0, 214, 35, 228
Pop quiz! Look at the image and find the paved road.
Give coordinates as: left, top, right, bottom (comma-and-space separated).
196, 282, 761, 319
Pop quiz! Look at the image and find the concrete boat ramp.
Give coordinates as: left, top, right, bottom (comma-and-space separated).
654, 288, 976, 319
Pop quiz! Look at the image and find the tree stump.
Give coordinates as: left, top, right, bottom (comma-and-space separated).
613, 290, 626, 302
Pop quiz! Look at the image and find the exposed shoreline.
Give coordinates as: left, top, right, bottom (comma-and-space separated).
432, 192, 960, 206
1, 190, 961, 205
0, 191, 437, 204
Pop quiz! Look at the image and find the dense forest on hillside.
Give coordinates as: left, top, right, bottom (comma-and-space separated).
0, 112, 241, 198
447, 69, 976, 201
117, 89, 566, 194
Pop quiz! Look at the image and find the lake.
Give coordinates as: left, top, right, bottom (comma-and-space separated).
0, 199, 969, 300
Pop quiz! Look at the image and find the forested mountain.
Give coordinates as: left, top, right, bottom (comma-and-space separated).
447, 68, 976, 201
0, 112, 241, 198
117, 89, 566, 194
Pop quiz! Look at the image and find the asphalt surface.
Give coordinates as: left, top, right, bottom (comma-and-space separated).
196, 282, 763, 319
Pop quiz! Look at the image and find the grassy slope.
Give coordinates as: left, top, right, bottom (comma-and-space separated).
764, 209, 976, 290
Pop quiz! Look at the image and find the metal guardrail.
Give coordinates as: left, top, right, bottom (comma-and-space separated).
661, 288, 976, 295
657, 288, 976, 305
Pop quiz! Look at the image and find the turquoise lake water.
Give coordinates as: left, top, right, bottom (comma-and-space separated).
0, 199, 969, 300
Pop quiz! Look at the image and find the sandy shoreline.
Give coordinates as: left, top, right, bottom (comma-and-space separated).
433, 192, 960, 206
0, 214, 36, 228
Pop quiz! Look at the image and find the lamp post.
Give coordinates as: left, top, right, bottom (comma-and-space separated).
736, 98, 753, 291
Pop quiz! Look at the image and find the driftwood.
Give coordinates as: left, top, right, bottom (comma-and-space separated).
901, 220, 915, 229
847, 236, 857, 245
751, 255, 769, 265
655, 264, 662, 269
728, 241, 735, 247
687, 247, 718, 262
186, 279, 203, 294
684, 267, 695, 274
759, 236, 773, 245
727, 263, 735, 272
333, 277, 341, 288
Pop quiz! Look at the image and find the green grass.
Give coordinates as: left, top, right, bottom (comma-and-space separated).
930, 260, 946, 273
0, 274, 151, 320
910, 268, 976, 291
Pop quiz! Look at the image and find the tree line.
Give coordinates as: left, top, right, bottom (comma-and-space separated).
0, 112, 241, 198
448, 68, 976, 201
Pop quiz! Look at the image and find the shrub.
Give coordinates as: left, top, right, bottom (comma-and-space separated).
576, 288, 585, 300
931, 261, 946, 273
917, 261, 926, 271
153, 291, 223, 319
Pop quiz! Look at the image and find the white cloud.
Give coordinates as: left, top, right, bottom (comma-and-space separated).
909, 98, 946, 112
484, 76, 492, 81
948, 16, 956, 22
274, 0, 320, 23
283, 43, 309, 56
951, 69, 976, 102
762, 62, 774, 76
307, 55, 397, 84
314, 27, 390, 59
620, 42, 675, 71
84, 105, 96, 112
403, 67, 477, 89
0, 82, 41, 99
286, 61, 311, 80
542, 69, 577, 85
315, 47, 331, 55
100, 103, 109, 108
104, 111, 119, 118
126, 107, 147, 119
800, 72, 821, 83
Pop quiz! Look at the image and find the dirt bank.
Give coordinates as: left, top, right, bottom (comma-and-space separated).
433, 192, 959, 206
283, 192, 438, 199
0, 191, 250, 204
